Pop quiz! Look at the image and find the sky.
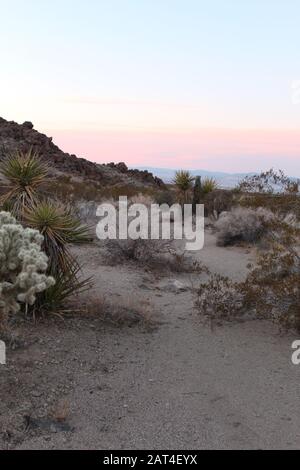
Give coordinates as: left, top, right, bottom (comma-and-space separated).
0, 0, 300, 175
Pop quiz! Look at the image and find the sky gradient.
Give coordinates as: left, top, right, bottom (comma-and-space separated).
1, 0, 300, 175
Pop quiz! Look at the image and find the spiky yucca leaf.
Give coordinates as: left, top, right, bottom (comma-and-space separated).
172, 170, 194, 205
202, 177, 218, 194
34, 261, 93, 315
0, 149, 48, 215
173, 170, 194, 191
24, 200, 91, 276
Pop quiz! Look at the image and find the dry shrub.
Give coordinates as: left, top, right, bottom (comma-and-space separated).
203, 189, 233, 218
45, 176, 158, 204
195, 222, 300, 331
195, 274, 244, 327
215, 207, 275, 246
101, 184, 158, 201
104, 194, 173, 268
243, 235, 300, 330
237, 169, 300, 218
106, 235, 209, 274
154, 190, 176, 206
107, 298, 156, 329
239, 192, 300, 219
196, 168, 300, 331
238, 168, 299, 194
43, 176, 102, 203
75, 194, 155, 226
166, 250, 209, 274
129, 193, 154, 206
106, 237, 171, 267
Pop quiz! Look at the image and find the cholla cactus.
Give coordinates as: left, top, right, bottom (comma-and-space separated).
0, 211, 55, 325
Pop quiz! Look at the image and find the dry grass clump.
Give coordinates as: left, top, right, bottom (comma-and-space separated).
78, 295, 157, 329
215, 207, 275, 246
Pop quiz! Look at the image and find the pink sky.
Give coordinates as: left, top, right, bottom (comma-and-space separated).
2, 1, 300, 177
50, 128, 300, 175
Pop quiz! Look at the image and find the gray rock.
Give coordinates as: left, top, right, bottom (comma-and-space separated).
161, 279, 190, 293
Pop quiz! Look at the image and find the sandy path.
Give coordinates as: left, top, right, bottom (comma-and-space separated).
17, 237, 300, 450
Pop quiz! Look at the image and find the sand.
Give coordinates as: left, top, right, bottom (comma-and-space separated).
1, 231, 299, 450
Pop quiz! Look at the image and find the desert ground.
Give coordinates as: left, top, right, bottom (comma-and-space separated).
1, 228, 299, 450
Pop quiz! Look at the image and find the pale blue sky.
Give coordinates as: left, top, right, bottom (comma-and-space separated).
1, 0, 300, 174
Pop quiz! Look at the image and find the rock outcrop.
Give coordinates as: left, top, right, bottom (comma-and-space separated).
0, 117, 164, 188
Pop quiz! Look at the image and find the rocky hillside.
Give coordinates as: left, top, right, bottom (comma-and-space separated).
0, 117, 164, 188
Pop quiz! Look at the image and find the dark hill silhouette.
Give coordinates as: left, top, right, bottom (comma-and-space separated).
0, 117, 164, 188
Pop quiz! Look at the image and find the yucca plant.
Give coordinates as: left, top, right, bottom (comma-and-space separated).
0, 149, 48, 217
24, 200, 92, 315
24, 200, 91, 276
201, 177, 218, 194
34, 261, 93, 316
0, 150, 93, 316
173, 170, 194, 205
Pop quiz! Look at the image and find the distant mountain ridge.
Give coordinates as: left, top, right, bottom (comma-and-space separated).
133, 166, 257, 189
